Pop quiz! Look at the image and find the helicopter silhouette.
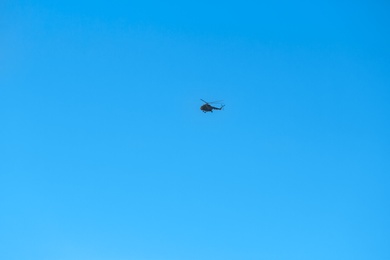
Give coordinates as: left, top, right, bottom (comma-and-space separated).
200, 99, 225, 113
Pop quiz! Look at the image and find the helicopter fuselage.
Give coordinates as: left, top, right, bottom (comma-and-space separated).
200, 104, 222, 112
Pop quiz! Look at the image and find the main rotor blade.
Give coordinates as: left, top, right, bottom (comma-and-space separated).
200, 99, 208, 104
208, 100, 224, 104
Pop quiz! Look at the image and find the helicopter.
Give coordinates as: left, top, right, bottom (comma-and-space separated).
200, 99, 225, 113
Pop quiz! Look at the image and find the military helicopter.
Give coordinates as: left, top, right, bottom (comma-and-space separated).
200, 99, 225, 113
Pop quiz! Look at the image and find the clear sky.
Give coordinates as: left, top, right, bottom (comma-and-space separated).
1, 1, 389, 259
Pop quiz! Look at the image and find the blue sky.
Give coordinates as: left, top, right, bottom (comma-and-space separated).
1, 1, 389, 259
